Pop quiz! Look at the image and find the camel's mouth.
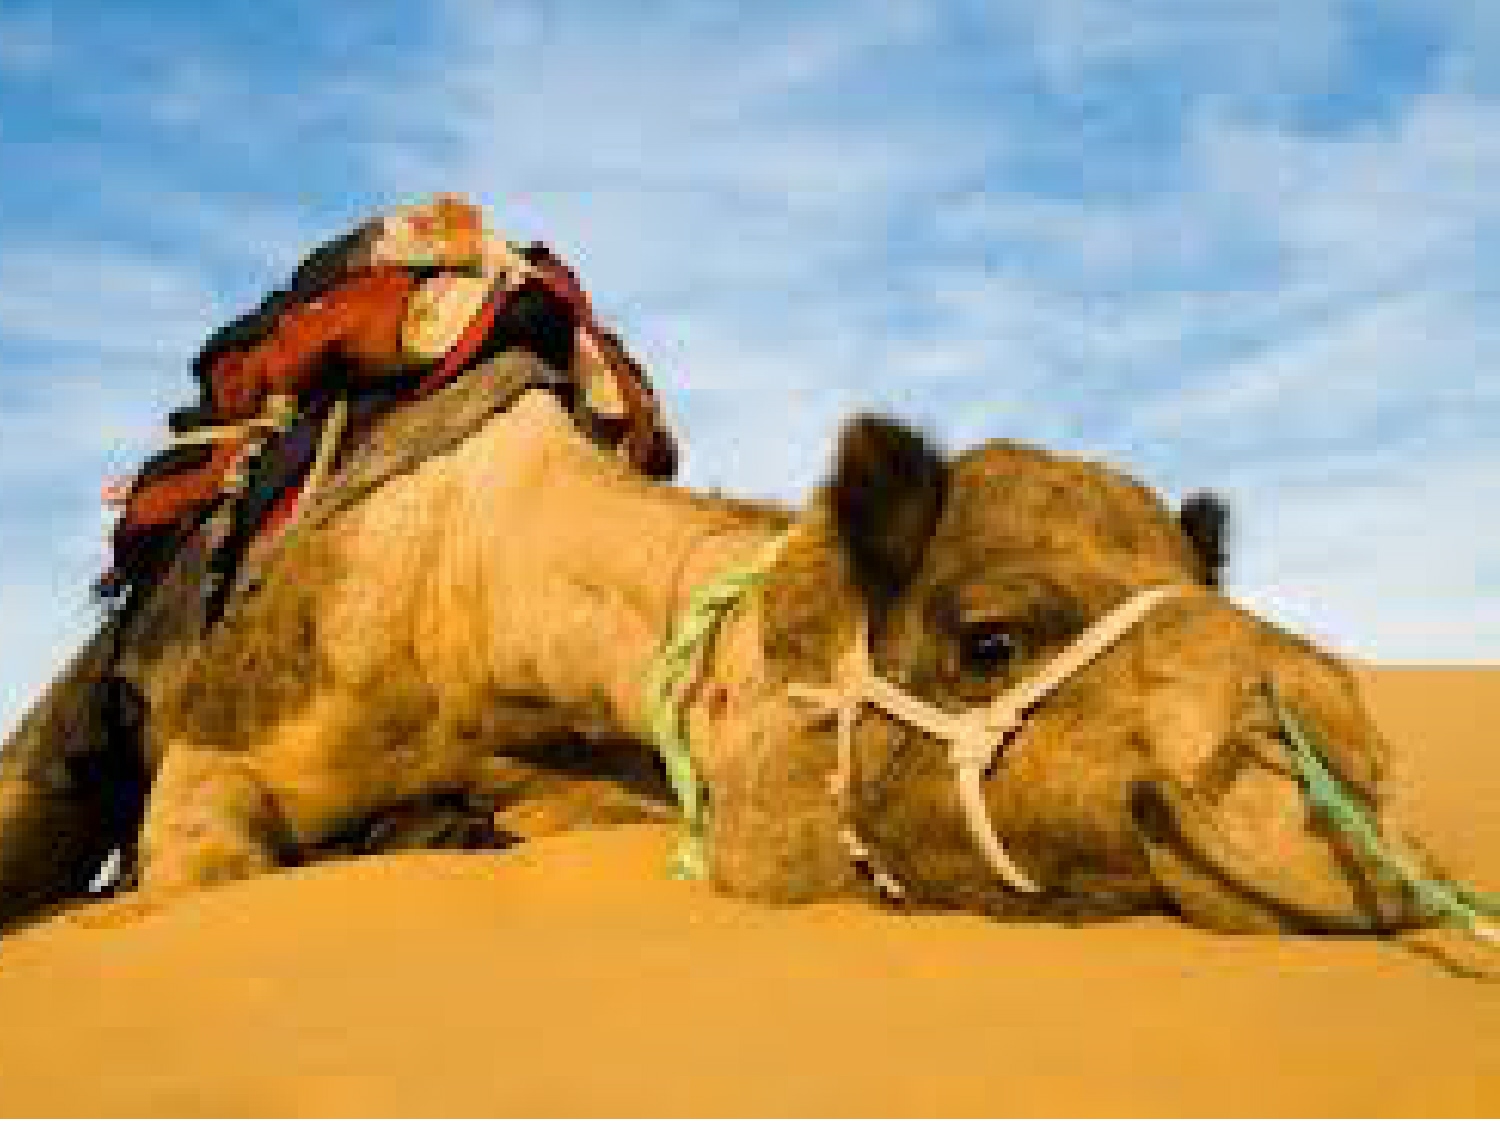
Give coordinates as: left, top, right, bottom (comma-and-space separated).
1128, 687, 1451, 936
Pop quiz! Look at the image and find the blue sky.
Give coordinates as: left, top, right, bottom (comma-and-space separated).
2, 0, 1498, 734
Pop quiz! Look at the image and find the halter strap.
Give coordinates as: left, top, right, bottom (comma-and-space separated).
642, 531, 794, 879
790, 584, 1192, 897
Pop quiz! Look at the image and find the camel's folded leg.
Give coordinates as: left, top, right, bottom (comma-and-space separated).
0, 623, 148, 933
129, 744, 287, 905
68, 745, 283, 929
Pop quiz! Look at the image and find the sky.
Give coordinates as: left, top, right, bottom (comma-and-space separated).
2, 0, 1497, 735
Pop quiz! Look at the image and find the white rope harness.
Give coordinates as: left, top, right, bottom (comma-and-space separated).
163, 393, 300, 450
789, 584, 1192, 898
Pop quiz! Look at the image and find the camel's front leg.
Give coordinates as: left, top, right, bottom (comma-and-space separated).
72, 744, 286, 928
139, 744, 289, 891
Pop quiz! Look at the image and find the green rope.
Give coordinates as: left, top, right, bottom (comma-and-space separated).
1264, 681, 1500, 944
642, 532, 792, 880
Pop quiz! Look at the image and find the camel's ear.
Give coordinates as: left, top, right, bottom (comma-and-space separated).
828, 415, 949, 608
1179, 492, 1229, 589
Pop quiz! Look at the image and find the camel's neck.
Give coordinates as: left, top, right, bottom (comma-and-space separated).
448, 391, 784, 740
547, 499, 780, 737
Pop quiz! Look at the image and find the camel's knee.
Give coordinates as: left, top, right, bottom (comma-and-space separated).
137, 748, 289, 895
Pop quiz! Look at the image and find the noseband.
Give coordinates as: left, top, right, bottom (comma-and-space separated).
789, 584, 1193, 898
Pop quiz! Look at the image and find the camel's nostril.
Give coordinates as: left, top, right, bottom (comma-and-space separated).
1128, 779, 1175, 844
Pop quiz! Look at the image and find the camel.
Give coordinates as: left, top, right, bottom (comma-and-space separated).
0, 353, 1452, 935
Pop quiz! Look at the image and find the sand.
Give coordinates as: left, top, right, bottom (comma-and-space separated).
0, 667, 1495, 1117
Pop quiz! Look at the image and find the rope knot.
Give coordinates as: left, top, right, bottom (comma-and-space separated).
948, 727, 1005, 772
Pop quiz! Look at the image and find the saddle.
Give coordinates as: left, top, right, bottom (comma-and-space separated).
102, 196, 678, 614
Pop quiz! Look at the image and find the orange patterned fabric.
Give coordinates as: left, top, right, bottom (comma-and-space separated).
212, 265, 418, 415
118, 442, 244, 532
119, 265, 419, 535
369, 193, 485, 271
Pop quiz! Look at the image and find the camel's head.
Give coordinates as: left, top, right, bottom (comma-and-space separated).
715, 416, 1438, 935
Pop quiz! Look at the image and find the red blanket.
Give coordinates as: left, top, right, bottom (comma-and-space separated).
119, 266, 418, 535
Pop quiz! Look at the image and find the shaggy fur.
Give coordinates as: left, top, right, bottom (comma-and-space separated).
0, 362, 1443, 935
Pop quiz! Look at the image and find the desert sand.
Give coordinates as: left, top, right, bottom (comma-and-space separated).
0, 667, 1495, 1117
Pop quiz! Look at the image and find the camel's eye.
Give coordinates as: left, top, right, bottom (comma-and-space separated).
957, 622, 1022, 678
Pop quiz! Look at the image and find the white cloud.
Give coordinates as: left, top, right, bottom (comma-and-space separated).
1132, 286, 1498, 441
0, 242, 220, 365
1226, 447, 1500, 663
1193, 93, 1500, 291
357, 1, 982, 305
1010, 0, 1348, 103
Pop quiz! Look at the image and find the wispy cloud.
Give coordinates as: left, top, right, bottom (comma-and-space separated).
1226, 444, 1500, 662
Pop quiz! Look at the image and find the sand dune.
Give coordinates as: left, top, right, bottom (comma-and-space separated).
0, 668, 1496, 1117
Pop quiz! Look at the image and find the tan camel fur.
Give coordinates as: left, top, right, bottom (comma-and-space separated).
0, 361, 1449, 934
